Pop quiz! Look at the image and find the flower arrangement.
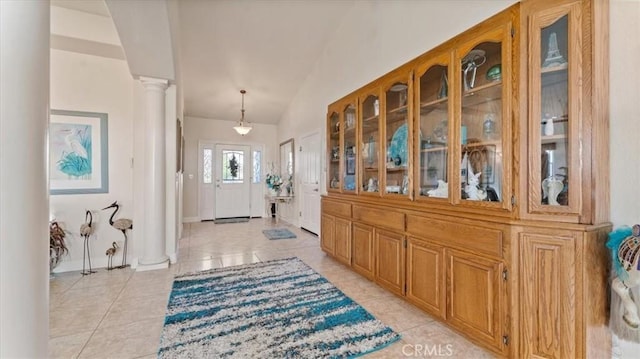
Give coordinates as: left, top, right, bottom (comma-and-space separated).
265, 162, 283, 194
266, 172, 284, 194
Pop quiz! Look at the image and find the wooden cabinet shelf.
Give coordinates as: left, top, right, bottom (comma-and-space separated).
385, 166, 408, 173
462, 81, 502, 109
541, 134, 568, 144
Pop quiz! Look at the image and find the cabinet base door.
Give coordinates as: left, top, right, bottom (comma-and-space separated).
352, 223, 374, 279
375, 229, 405, 296
407, 237, 446, 319
520, 231, 576, 358
321, 214, 335, 255
334, 217, 352, 265
447, 249, 505, 353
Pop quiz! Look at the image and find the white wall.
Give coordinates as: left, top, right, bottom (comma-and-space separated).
50, 48, 135, 271
610, 1, 640, 356
610, 0, 640, 228
183, 116, 278, 220
50, 7, 135, 272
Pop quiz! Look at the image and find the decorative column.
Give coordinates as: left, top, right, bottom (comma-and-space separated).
138, 76, 169, 271
0, 1, 50, 357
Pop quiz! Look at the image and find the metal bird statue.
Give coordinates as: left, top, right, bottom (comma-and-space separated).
105, 242, 119, 270
102, 201, 132, 268
79, 210, 96, 275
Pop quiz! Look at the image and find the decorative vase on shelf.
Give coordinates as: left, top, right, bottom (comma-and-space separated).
270, 188, 281, 197
543, 113, 554, 136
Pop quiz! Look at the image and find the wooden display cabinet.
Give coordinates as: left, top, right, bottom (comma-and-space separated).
326, 109, 340, 192
452, 15, 514, 211
321, 0, 609, 357
414, 51, 451, 201
381, 71, 413, 198
359, 87, 382, 195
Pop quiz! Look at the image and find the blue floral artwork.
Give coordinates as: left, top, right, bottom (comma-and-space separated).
51, 123, 92, 179
49, 110, 108, 195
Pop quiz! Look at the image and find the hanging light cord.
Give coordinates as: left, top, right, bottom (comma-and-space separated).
240, 89, 246, 124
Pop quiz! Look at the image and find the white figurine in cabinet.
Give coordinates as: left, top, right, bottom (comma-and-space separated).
464, 172, 487, 201
427, 180, 448, 198
367, 177, 378, 192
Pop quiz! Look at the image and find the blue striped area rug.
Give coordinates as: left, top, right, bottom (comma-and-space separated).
158, 257, 400, 358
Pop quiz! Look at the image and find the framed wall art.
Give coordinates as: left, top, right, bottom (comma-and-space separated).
49, 110, 109, 195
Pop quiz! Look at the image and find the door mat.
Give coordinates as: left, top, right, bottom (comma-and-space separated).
262, 228, 297, 240
214, 217, 249, 224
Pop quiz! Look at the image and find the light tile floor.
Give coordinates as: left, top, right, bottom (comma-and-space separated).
49, 218, 494, 358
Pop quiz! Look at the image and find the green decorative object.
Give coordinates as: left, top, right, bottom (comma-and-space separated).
486, 64, 502, 81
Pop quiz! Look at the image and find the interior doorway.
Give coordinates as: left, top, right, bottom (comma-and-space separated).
299, 131, 321, 234
199, 141, 265, 221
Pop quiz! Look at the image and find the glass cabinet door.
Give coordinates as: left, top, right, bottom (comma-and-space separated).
327, 110, 340, 191
455, 25, 512, 208
529, 4, 581, 215
360, 92, 381, 194
342, 103, 357, 193
383, 77, 411, 197
415, 54, 450, 200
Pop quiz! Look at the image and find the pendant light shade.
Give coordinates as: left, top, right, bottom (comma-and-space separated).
233, 90, 252, 135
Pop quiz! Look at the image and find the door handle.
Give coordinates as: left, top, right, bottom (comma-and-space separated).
313, 188, 318, 192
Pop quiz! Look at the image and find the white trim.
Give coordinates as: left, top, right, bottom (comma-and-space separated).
183, 216, 200, 223
136, 260, 169, 272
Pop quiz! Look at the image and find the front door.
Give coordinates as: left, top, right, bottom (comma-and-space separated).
299, 131, 321, 234
215, 144, 251, 218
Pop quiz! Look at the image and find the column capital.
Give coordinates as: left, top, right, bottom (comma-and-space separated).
139, 76, 169, 90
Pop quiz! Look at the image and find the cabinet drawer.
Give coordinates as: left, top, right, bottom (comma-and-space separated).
322, 199, 351, 217
353, 205, 404, 232
406, 215, 503, 258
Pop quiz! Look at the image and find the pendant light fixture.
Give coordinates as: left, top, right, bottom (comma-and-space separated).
233, 89, 252, 135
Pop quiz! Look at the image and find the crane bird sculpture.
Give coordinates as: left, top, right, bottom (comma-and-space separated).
607, 224, 640, 342
102, 201, 132, 269
105, 242, 118, 270
79, 210, 96, 275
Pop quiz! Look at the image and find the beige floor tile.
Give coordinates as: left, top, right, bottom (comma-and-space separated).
50, 305, 109, 338
49, 331, 93, 359
177, 258, 223, 274
100, 295, 169, 329
78, 317, 164, 359
219, 252, 261, 267
50, 219, 490, 358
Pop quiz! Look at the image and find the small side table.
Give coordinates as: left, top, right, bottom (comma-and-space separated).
265, 195, 293, 218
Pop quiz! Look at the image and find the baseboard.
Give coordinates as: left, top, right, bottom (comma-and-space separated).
183, 216, 200, 223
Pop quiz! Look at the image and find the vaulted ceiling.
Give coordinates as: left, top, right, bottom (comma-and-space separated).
53, 0, 354, 125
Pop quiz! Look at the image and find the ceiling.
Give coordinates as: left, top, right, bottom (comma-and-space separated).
52, 0, 355, 125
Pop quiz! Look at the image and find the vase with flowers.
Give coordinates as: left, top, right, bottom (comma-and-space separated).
265, 169, 284, 196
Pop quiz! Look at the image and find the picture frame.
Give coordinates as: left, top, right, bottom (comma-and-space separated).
49, 110, 109, 195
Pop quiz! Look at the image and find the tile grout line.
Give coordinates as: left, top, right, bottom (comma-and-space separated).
74, 270, 134, 359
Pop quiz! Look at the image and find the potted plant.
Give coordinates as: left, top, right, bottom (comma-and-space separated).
49, 221, 68, 273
